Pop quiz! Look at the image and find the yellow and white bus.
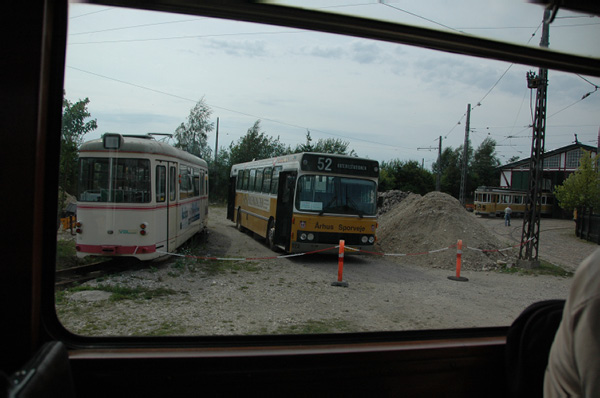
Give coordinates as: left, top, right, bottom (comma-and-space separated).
227, 153, 379, 253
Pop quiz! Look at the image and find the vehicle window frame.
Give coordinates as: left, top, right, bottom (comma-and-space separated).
39, 0, 599, 350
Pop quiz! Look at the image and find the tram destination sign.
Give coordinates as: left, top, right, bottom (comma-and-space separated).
300, 153, 379, 178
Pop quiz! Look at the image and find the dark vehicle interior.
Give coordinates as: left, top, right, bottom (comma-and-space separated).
1, 0, 598, 397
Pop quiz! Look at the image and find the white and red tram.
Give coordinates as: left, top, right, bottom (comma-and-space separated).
75, 133, 208, 260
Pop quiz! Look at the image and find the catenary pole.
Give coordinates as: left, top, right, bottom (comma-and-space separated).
459, 104, 471, 206
519, 8, 551, 266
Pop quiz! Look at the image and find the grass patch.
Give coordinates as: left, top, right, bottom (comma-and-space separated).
498, 259, 573, 277
61, 284, 177, 302
200, 260, 261, 276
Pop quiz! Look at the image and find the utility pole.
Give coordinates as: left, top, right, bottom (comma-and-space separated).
519, 8, 551, 267
459, 104, 471, 206
215, 117, 219, 163
437, 136, 442, 191
417, 137, 442, 190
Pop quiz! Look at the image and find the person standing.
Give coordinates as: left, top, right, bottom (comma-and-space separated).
504, 205, 512, 226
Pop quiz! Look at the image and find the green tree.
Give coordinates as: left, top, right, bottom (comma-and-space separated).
174, 97, 214, 160
294, 131, 356, 156
228, 120, 288, 165
433, 147, 464, 198
61, 92, 97, 196
379, 159, 435, 194
554, 151, 600, 211
207, 145, 232, 202
471, 137, 501, 189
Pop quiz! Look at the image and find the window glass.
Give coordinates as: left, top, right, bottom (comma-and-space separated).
169, 166, 176, 201
242, 170, 249, 190
78, 158, 150, 203
271, 166, 281, 195
255, 168, 263, 193
295, 175, 377, 216
248, 169, 256, 192
262, 167, 272, 193
156, 165, 166, 203
566, 149, 583, 168
179, 165, 193, 199
58, 3, 588, 338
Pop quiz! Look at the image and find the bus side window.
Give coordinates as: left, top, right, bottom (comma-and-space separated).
271, 166, 281, 195
255, 168, 263, 193
156, 165, 166, 203
242, 169, 250, 190
249, 169, 256, 192
262, 167, 272, 193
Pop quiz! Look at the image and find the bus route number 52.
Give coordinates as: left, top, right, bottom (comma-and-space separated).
317, 157, 332, 171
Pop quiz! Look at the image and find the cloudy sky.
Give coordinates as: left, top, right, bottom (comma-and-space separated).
64, 1, 600, 168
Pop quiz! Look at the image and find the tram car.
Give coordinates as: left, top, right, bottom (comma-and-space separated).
4, 1, 599, 398
474, 186, 554, 218
75, 133, 208, 260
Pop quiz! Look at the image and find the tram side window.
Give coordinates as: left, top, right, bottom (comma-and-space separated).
180, 165, 193, 199
156, 165, 166, 203
192, 168, 200, 197
204, 171, 208, 195
514, 195, 523, 204
78, 158, 150, 203
262, 167, 272, 193
169, 166, 176, 201
501, 195, 511, 204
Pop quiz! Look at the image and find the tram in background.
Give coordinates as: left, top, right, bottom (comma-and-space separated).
3, 1, 599, 397
474, 186, 554, 218
76, 133, 208, 260
228, 153, 379, 253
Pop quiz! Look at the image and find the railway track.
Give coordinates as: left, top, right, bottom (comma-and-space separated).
55, 258, 144, 288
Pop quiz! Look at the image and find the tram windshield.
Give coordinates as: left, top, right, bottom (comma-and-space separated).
78, 158, 151, 203
295, 175, 377, 216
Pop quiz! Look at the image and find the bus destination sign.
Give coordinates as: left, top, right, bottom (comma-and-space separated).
300, 153, 379, 178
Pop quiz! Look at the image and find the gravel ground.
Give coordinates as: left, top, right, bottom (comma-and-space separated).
56, 206, 597, 337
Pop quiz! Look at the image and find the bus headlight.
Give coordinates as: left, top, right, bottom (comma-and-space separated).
307, 233, 315, 241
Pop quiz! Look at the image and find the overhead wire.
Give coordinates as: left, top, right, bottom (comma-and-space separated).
66, 66, 411, 152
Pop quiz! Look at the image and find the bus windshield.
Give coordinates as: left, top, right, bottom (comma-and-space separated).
295, 175, 377, 216
78, 158, 151, 203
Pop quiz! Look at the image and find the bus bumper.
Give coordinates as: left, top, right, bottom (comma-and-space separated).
290, 241, 375, 254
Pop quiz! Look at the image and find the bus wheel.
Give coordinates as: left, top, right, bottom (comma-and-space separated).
236, 209, 245, 232
267, 219, 276, 250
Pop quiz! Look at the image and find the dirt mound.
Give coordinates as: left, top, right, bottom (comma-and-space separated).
376, 191, 513, 270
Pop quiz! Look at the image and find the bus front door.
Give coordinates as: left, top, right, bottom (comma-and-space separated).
227, 176, 236, 221
274, 172, 296, 251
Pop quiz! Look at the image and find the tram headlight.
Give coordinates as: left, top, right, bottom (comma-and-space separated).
300, 233, 307, 241
307, 233, 315, 241
361, 235, 368, 244
369, 236, 375, 244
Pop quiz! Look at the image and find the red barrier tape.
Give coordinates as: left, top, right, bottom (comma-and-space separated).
157, 237, 534, 262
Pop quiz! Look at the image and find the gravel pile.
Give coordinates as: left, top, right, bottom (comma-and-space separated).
376, 191, 512, 270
